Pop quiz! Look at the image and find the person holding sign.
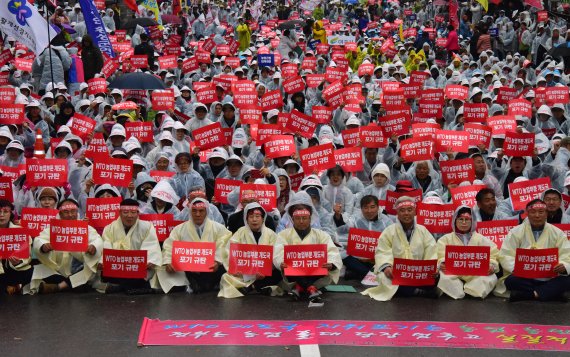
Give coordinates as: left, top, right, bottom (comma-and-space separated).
159, 198, 232, 294
100, 199, 162, 294
540, 189, 570, 224
31, 199, 103, 294
496, 199, 570, 302
0, 200, 33, 295
219, 203, 282, 298
437, 206, 500, 299
274, 192, 342, 303
363, 197, 438, 301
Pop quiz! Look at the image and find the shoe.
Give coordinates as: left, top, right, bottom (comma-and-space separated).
125, 287, 154, 295
105, 284, 124, 294
309, 295, 324, 304
39, 282, 60, 294
417, 288, 439, 299
257, 286, 273, 296
307, 285, 322, 300
509, 290, 533, 302
289, 289, 301, 301
238, 286, 253, 296
6, 285, 22, 295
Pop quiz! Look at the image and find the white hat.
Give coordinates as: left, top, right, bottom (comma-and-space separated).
209, 148, 228, 161
159, 131, 174, 142
537, 105, 552, 116
110, 124, 126, 138
266, 109, 279, 118
0, 127, 13, 140
371, 163, 391, 181
346, 115, 361, 126
513, 176, 529, 183
272, 72, 282, 79
6, 140, 24, 152
110, 88, 123, 96
469, 87, 482, 99
57, 125, 71, 135
151, 180, 180, 205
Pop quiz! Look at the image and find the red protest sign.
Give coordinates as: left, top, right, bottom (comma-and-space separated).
419, 99, 443, 118
285, 110, 317, 138
392, 258, 437, 286
234, 91, 257, 108
151, 90, 175, 111
21, 207, 58, 237
513, 248, 558, 279
239, 105, 262, 125
382, 89, 406, 108
0, 228, 30, 260
228, 243, 273, 276
139, 214, 174, 242
341, 127, 360, 147
93, 158, 133, 188
487, 115, 518, 136
359, 125, 386, 148
300, 143, 336, 173
103, 248, 147, 279
325, 67, 346, 83
358, 62, 374, 76
439, 158, 475, 186
70, 113, 96, 139
450, 184, 486, 208
149, 170, 175, 183
334, 147, 363, 173
125, 121, 154, 143
86, 197, 122, 231
312, 106, 333, 124
195, 50, 212, 64
256, 123, 284, 145
537, 10, 548, 22
508, 99, 533, 118
401, 83, 421, 99
289, 172, 304, 192
216, 44, 231, 56
260, 90, 283, 111
400, 137, 434, 162
85, 132, 109, 160
239, 183, 277, 211
284, 244, 328, 276
445, 85, 469, 101
444, 245, 490, 276
0, 87, 16, 104
465, 123, 492, 148
316, 43, 330, 54
130, 55, 149, 69
0, 104, 25, 125
347, 228, 380, 260
182, 56, 199, 73
412, 122, 439, 139
195, 84, 217, 104
193, 122, 226, 150
231, 80, 256, 93
476, 219, 519, 249
214, 178, 242, 205
264, 135, 296, 159
26, 159, 68, 187
463, 103, 488, 123
496, 87, 518, 105
503, 131, 535, 157
101, 58, 119, 78
158, 55, 177, 69
435, 130, 469, 153
0, 49, 13, 67
420, 89, 444, 104
0, 177, 13, 201
14, 58, 32, 72
50, 219, 89, 252
171, 241, 216, 272
416, 203, 455, 234
508, 177, 551, 211
282, 76, 305, 94
545, 87, 570, 105
384, 189, 423, 215
281, 63, 298, 78
0, 164, 25, 182
554, 223, 570, 240
379, 113, 411, 137
88, 78, 107, 95
409, 71, 430, 86
306, 74, 325, 88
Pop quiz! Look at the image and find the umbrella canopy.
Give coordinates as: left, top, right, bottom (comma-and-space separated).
278, 20, 306, 30
122, 18, 158, 30
109, 72, 167, 90
161, 14, 182, 25
548, 42, 570, 58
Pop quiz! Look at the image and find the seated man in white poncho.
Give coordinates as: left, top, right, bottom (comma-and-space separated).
159, 197, 232, 293
32, 199, 103, 294
274, 192, 342, 303
100, 199, 162, 294
437, 206, 499, 299
363, 196, 438, 301
218, 203, 283, 298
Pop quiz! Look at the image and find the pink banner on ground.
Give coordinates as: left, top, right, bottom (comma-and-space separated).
138, 319, 570, 351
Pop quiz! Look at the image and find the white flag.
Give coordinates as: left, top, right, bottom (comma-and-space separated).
0, 1, 57, 54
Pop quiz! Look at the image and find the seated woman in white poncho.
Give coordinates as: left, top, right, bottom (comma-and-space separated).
218, 203, 283, 298
437, 205, 500, 299
100, 199, 162, 294
274, 192, 342, 303
159, 197, 232, 293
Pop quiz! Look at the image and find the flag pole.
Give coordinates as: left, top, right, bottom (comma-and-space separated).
44, 3, 55, 95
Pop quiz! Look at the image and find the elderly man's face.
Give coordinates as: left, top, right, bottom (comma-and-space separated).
191, 206, 207, 226
527, 206, 547, 227
397, 206, 415, 226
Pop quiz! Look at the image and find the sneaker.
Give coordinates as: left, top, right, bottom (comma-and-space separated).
309, 295, 324, 304
307, 285, 322, 299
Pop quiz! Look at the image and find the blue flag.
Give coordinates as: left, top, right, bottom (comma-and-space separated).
79, 0, 115, 58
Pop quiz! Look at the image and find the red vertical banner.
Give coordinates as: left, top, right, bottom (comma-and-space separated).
476, 220, 519, 249
0, 228, 30, 259
50, 219, 89, 252
347, 228, 381, 259
513, 248, 558, 279
103, 249, 147, 279
283, 244, 328, 276
86, 197, 122, 231
171, 241, 216, 272
228, 243, 273, 276
139, 214, 174, 242
444, 245, 490, 276
92, 158, 134, 187
392, 258, 437, 286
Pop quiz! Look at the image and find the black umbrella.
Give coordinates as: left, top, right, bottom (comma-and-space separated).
278, 20, 306, 30
109, 72, 167, 90
548, 42, 570, 58
122, 17, 158, 30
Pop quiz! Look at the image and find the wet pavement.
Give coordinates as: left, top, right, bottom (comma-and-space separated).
1, 286, 567, 356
